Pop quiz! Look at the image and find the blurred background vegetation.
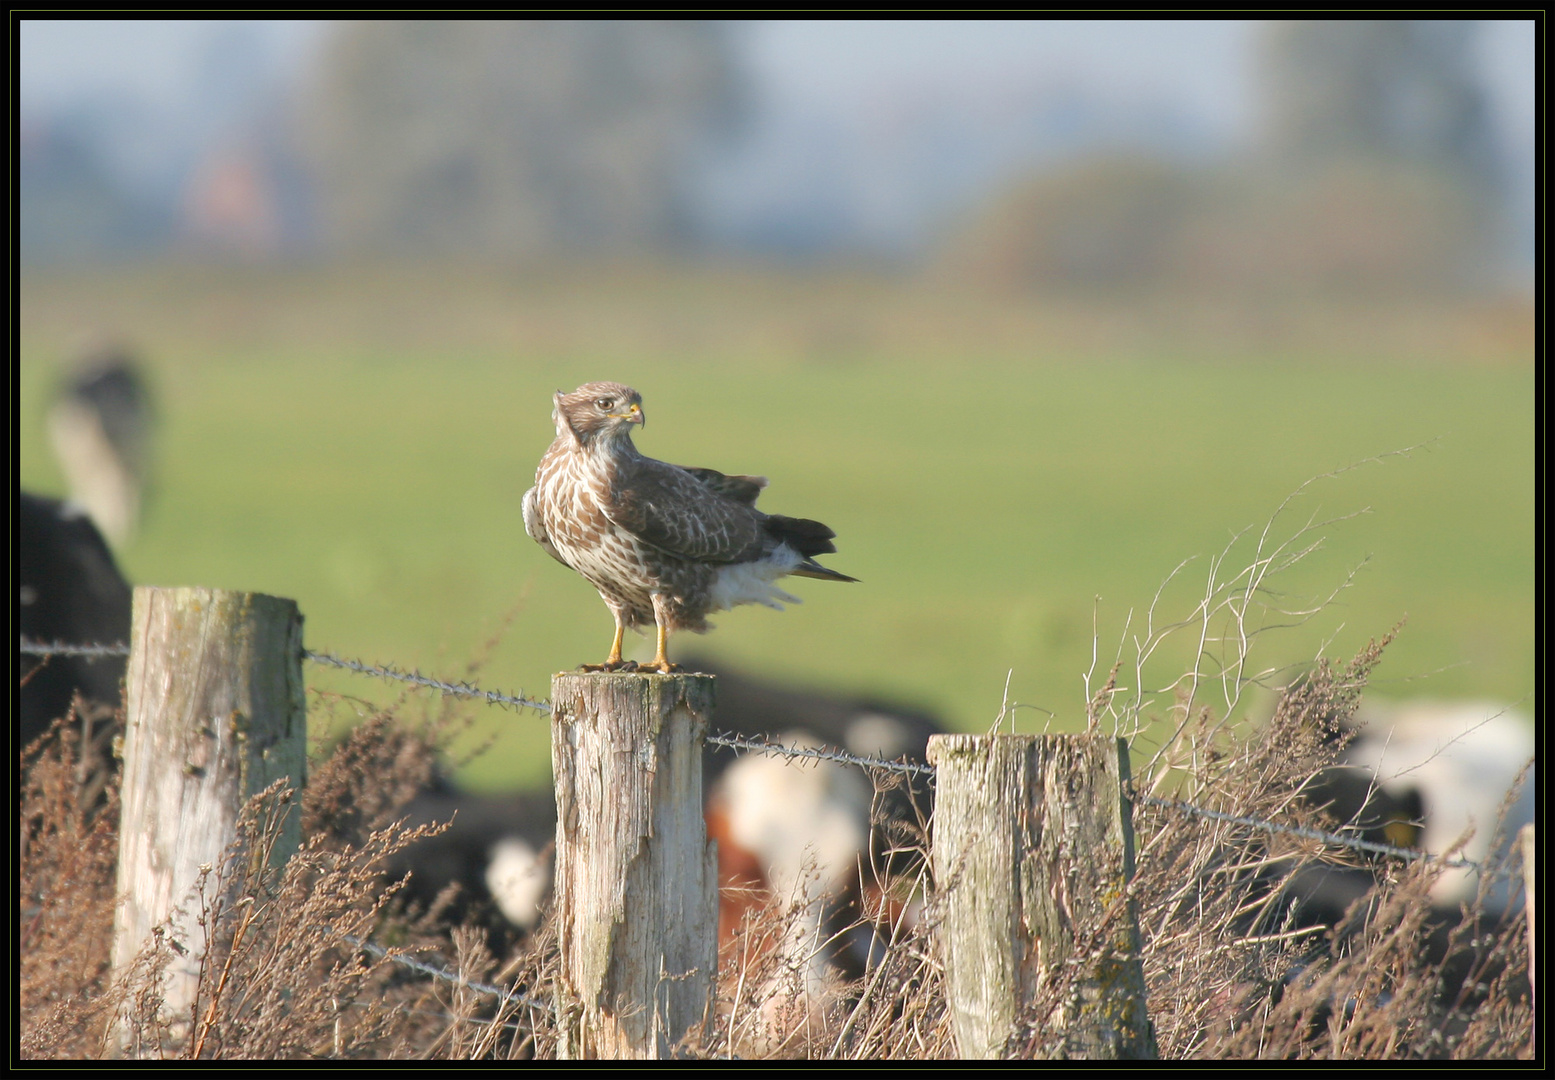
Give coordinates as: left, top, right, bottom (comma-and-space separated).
18, 20, 1534, 790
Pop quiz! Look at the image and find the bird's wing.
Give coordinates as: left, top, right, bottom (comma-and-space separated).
677, 466, 768, 507
602, 456, 767, 563
522, 486, 573, 569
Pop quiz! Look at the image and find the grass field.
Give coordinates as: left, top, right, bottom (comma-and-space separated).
18, 262, 1535, 790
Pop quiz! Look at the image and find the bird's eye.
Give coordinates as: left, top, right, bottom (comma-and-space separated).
596, 398, 615, 410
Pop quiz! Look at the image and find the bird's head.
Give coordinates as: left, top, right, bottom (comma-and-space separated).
553, 381, 645, 448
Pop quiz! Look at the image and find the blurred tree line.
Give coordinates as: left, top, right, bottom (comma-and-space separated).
939, 20, 1512, 299
21, 20, 1523, 298
299, 20, 744, 258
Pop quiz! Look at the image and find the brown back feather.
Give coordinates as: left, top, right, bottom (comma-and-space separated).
680, 466, 769, 506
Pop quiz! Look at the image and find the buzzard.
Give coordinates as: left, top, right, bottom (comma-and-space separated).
523, 382, 856, 673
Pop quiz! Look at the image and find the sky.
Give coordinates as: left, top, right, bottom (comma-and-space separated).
19, 18, 1534, 139
18, 19, 324, 112
742, 20, 1259, 134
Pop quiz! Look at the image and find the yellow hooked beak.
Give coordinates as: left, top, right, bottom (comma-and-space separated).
616, 401, 644, 426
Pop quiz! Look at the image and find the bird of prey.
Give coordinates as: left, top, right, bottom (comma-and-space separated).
523, 382, 856, 674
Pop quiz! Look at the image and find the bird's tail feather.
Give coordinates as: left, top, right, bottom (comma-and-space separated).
766, 514, 839, 557
790, 560, 858, 583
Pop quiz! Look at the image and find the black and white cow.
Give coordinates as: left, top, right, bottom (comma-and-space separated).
380, 781, 558, 954
689, 655, 943, 1019
47, 347, 154, 549
19, 491, 133, 750
1262, 698, 1535, 1025
1341, 700, 1534, 920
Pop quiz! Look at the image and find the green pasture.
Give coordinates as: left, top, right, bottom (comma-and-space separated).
18, 264, 1535, 790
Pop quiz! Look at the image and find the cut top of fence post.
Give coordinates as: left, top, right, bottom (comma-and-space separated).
927, 731, 1154, 1060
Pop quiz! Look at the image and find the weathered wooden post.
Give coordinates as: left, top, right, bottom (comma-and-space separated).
111, 587, 307, 1053
927, 732, 1155, 1060
550, 672, 718, 1059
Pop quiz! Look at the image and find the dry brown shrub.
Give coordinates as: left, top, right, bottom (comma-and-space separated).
22, 664, 1530, 1059
698, 837, 950, 1060
1129, 637, 1533, 1060
1071, 459, 1531, 1060
1132, 637, 1387, 1057
302, 704, 442, 845
18, 688, 560, 1060
19, 713, 123, 1059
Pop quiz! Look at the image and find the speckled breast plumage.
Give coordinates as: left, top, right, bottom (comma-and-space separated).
531, 442, 715, 632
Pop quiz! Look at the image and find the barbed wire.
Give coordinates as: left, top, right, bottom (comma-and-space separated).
19, 637, 130, 658
1138, 793, 1491, 874
336, 932, 554, 1017
337, 933, 737, 1059
19, 636, 1526, 877
345, 998, 533, 1040
705, 729, 936, 778
303, 643, 1508, 876
303, 649, 552, 714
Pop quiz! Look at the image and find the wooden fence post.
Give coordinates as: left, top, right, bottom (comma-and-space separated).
111, 587, 307, 1053
927, 731, 1155, 1060
550, 672, 718, 1059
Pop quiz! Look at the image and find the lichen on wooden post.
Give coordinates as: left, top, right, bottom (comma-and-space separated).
111, 586, 307, 1053
550, 672, 718, 1059
927, 731, 1155, 1060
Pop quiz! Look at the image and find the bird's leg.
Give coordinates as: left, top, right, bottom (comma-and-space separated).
605, 620, 626, 667
644, 594, 682, 674
649, 622, 674, 674
580, 612, 636, 672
